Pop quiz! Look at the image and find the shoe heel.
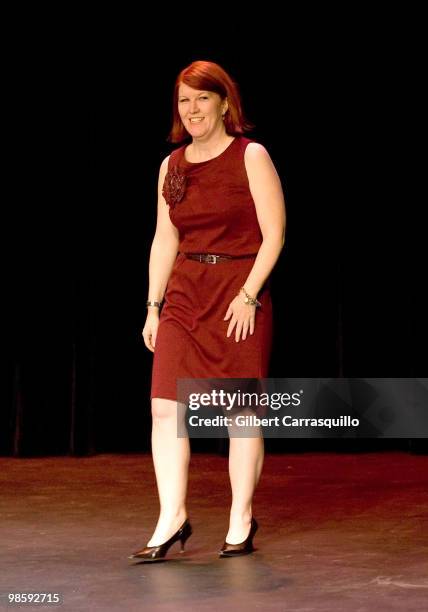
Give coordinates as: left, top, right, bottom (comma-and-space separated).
219, 517, 259, 557
179, 523, 193, 552
129, 518, 192, 561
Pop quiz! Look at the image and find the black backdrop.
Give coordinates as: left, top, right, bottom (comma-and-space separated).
3, 19, 425, 456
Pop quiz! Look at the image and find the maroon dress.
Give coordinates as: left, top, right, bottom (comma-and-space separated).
150, 136, 273, 401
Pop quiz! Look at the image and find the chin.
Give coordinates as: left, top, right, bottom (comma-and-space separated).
191, 132, 209, 140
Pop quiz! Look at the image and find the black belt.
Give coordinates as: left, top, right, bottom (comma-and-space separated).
182, 252, 256, 264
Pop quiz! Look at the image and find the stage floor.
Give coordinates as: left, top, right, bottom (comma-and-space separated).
1, 451, 427, 611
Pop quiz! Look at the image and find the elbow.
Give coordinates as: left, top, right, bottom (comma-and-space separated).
153, 230, 179, 249
262, 230, 285, 251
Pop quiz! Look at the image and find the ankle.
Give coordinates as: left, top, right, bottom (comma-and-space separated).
159, 508, 187, 522
229, 508, 252, 522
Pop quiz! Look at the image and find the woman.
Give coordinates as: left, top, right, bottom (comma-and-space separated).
129, 61, 286, 561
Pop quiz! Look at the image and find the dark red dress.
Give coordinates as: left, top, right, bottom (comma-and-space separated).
150, 136, 273, 401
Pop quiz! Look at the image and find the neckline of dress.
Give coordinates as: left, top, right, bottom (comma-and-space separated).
182, 137, 237, 165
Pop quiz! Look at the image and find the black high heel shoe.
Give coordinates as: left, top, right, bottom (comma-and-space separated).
128, 518, 192, 562
219, 517, 258, 557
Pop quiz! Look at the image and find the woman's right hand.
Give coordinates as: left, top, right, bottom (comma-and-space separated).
142, 310, 160, 352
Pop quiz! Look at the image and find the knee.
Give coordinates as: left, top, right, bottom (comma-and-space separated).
151, 398, 176, 422
151, 398, 189, 429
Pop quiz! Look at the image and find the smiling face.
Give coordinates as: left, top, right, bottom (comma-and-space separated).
178, 82, 228, 140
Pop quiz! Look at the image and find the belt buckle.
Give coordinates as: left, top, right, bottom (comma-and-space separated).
205, 254, 218, 264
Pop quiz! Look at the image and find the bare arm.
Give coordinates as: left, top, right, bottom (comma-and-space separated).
242, 143, 286, 297
142, 156, 179, 351
147, 155, 180, 305
224, 143, 286, 342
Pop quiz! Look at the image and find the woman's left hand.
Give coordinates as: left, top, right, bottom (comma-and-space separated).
224, 295, 256, 342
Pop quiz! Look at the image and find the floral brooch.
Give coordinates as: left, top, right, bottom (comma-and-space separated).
162, 165, 187, 209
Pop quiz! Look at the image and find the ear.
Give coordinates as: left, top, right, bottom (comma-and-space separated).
222, 98, 229, 115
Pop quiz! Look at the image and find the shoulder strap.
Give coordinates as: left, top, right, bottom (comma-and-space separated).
168, 144, 186, 168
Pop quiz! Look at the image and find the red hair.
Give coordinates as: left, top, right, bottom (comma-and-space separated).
168, 61, 253, 143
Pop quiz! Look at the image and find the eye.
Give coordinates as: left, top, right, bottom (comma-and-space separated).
199, 96, 209, 100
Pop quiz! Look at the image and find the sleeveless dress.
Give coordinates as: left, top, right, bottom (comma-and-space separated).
150, 136, 273, 401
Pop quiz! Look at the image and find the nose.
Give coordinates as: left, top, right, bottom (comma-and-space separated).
189, 99, 199, 113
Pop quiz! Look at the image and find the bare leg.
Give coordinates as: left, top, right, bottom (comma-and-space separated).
147, 398, 190, 546
226, 414, 264, 543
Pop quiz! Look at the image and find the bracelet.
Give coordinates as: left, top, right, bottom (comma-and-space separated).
146, 300, 162, 308
239, 287, 261, 307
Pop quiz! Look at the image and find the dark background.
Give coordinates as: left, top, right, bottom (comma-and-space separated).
3, 18, 425, 456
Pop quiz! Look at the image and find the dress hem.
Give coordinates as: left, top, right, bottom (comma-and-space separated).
150, 395, 179, 402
